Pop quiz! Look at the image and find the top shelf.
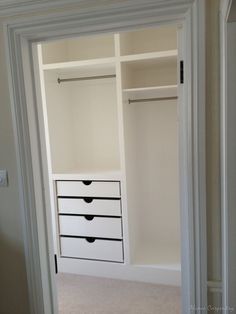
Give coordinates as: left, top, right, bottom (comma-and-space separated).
42, 57, 116, 71
120, 50, 177, 63
41, 26, 177, 69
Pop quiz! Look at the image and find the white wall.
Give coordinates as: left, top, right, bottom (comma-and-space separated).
0, 26, 30, 314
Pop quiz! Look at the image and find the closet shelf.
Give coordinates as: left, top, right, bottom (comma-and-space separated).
120, 50, 177, 63
123, 85, 177, 101
42, 57, 116, 73
52, 170, 122, 181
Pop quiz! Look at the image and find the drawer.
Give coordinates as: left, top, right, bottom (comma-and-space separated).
57, 181, 120, 197
60, 237, 123, 262
58, 198, 121, 216
59, 215, 122, 239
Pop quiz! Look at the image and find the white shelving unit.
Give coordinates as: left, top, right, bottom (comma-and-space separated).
37, 25, 181, 286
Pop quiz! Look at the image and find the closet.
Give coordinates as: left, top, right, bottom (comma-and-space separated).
37, 25, 181, 286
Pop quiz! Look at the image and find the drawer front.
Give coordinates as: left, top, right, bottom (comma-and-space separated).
60, 237, 123, 262
58, 198, 121, 216
57, 181, 120, 197
59, 216, 122, 239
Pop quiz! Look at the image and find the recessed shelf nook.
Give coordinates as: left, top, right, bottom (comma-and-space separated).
38, 25, 181, 286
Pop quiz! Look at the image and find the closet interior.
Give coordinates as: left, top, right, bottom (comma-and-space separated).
37, 25, 181, 286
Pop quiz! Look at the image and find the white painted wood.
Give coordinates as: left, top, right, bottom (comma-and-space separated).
114, 33, 131, 265
123, 85, 177, 100
58, 257, 181, 286
58, 198, 121, 216
121, 57, 177, 89
176, 22, 193, 313
59, 216, 122, 239
52, 171, 122, 181
42, 33, 115, 64
43, 57, 116, 72
122, 74, 181, 266
119, 25, 177, 56
60, 237, 123, 262
0, 1, 193, 18
220, 2, 234, 312
120, 50, 177, 62
190, 1, 208, 310
43, 71, 120, 174
133, 241, 181, 270
4, 1, 206, 313
56, 181, 120, 197
36, 45, 58, 256
221, 6, 236, 311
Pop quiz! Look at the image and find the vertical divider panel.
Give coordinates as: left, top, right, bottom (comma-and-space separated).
37, 45, 59, 256
114, 34, 130, 264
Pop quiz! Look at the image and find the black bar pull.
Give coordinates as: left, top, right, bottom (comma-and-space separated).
83, 197, 93, 203
84, 215, 94, 221
54, 254, 58, 274
180, 60, 184, 84
82, 180, 92, 185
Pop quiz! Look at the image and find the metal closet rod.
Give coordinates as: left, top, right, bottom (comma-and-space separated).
57, 74, 116, 84
128, 96, 178, 104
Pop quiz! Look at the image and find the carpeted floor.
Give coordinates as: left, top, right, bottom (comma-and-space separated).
57, 273, 181, 314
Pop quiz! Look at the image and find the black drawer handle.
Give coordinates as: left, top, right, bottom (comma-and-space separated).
85, 237, 96, 243
83, 197, 93, 203
84, 215, 94, 221
82, 180, 92, 185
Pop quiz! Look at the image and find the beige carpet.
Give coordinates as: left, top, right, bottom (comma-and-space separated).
57, 273, 181, 314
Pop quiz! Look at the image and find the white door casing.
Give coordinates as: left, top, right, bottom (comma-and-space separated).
220, 0, 236, 312
3, 1, 206, 313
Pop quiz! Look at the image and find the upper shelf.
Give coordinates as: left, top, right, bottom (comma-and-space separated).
42, 58, 116, 80
43, 57, 116, 71
119, 26, 177, 56
120, 50, 177, 63
41, 33, 115, 64
123, 85, 178, 102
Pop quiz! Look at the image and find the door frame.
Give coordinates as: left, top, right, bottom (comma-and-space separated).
220, 0, 236, 312
4, 1, 206, 313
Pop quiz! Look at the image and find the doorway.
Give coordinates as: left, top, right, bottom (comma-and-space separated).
4, 1, 206, 312
35, 25, 181, 313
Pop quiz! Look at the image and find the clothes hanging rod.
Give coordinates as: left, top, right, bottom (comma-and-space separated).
57, 74, 116, 84
128, 96, 178, 104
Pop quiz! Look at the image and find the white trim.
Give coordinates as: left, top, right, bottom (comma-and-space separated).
0, 0, 192, 17
4, 1, 206, 313
220, 0, 232, 312
192, 0, 207, 310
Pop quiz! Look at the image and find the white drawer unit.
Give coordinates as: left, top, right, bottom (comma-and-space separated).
58, 198, 121, 216
57, 180, 120, 198
59, 215, 122, 239
60, 237, 124, 262
55, 179, 124, 263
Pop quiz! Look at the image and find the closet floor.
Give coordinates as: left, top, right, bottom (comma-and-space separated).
57, 273, 181, 314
